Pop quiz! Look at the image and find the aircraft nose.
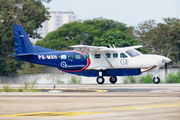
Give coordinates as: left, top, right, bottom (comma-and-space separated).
162, 57, 171, 63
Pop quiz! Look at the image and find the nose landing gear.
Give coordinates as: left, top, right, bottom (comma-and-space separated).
153, 67, 161, 84
153, 77, 160, 84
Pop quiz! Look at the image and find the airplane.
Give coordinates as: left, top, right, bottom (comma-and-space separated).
13, 24, 171, 84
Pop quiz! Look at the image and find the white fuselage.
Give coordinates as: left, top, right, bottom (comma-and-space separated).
87, 49, 171, 70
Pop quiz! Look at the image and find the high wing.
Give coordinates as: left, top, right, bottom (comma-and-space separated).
70, 45, 143, 53
70, 45, 143, 69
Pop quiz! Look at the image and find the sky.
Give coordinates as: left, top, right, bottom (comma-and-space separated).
43, 0, 180, 26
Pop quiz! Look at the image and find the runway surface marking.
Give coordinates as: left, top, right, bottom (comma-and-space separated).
167, 91, 173, 92
47, 89, 108, 93
1, 103, 179, 117
111, 104, 180, 110
0, 112, 107, 117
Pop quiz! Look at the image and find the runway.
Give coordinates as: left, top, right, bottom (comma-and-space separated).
0, 84, 180, 120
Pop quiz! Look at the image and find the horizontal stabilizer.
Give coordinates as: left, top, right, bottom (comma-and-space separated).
16, 53, 34, 56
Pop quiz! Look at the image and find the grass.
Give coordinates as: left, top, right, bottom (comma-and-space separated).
124, 73, 156, 84
56, 80, 65, 84
0, 88, 40, 92
124, 71, 180, 84
68, 76, 81, 84
55, 76, 64, 84
0, 80, 40, 92
165, 71, 180, 83
139, 73, 154, 83
124, 76, 136, 84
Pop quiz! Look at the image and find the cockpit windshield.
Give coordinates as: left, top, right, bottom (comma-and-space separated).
83, 54, 89, 59
125, 49, 142, 57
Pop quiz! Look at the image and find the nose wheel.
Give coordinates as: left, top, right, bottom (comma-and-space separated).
153, 67, 161, 84
96, 76, 105, 84
109, 76, 117, 84
153, 77, 160, 84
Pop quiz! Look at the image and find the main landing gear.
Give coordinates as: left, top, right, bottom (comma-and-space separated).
109, 76, 117, 84
97, 70, 118, 84
96, 76, 117, 84
96, 76, 105, 84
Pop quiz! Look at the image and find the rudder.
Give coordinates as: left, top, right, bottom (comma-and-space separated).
13, 25, 33, 54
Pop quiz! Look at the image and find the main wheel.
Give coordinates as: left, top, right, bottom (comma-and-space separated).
109, 76, 117, 84
153, 77, 160, 84
96, 76, 105, 84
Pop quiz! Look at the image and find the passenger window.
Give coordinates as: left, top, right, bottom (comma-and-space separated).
113, 53, 118, 58
68, 55, 74, 59
105, 53, 111, 58
75, 54, 81, 59
120, 53, 127, 58
61, 55, 67, 59
94, 54, 100, 58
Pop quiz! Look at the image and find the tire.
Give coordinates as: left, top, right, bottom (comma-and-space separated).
153, 77, 160, 84
96, 76, 105, 84
109, 76, 117, 84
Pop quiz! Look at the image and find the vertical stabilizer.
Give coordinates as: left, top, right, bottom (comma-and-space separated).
13, 25, 33, 54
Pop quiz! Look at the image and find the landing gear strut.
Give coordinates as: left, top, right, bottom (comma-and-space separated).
109, 76, 117, 84
97, 70, 105, 84
153, 67, 160, 84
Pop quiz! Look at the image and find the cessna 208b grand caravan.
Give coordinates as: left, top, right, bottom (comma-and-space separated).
13, 25, 171, 84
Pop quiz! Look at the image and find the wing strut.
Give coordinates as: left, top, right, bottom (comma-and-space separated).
101, 52, 114, 68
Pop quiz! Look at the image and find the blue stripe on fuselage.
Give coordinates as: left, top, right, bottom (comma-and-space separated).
15, 51, 88, 70
60, 68, 141, 77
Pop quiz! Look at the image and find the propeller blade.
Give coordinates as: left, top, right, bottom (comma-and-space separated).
165, 63, 168, 75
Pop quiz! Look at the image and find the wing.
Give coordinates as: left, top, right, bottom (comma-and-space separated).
70, 45, 107, 53
70, 45, 143, 53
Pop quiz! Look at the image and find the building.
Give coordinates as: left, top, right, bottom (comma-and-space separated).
37, 9, 78, 39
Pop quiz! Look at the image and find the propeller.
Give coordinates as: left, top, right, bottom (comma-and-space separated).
165, 63, 168, 76
162, 57, 171, 76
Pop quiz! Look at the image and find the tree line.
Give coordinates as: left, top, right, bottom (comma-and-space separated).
0, 0, 51, 76
134, 18, 180, 63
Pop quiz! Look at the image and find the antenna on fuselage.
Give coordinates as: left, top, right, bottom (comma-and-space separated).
80, 40, 83, 45
112, 44, 116, 48
109, 44, 112, 48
